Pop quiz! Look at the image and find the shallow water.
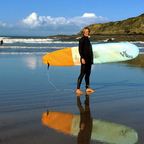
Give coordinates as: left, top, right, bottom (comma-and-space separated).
0, 54, 144, 114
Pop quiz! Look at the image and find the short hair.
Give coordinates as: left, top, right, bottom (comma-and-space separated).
82, 27, 90, 35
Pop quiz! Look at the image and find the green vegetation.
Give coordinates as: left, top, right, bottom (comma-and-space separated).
46, 14, 144, 42
78, 13, 144, 35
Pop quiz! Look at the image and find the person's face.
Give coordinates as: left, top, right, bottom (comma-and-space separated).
84, 29, 89, 37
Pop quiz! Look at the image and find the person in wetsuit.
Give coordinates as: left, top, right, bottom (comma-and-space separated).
76, 27, 95, 94
1, 39, 3, 45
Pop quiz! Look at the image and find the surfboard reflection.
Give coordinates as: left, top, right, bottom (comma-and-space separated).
41, 93, 138, 144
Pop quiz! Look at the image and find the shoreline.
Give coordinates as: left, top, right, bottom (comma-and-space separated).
46, 34, 144, 42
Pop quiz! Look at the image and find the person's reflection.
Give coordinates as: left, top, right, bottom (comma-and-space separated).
77, 92, 93, 144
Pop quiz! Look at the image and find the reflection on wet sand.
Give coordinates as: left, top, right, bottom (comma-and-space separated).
77, 92, 92, 144
41, 93, 138, 144
123, 54, 144, 68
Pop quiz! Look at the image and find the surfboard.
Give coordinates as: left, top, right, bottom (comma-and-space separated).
42, 43, 139, 66
42, 111, 138, 144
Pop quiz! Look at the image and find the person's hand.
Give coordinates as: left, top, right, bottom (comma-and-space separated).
81, 58, 85, 64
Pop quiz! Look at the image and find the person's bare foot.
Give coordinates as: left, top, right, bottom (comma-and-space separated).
86, 91, 93, 96
76, 89, 84, 96
86, 88, 95, 93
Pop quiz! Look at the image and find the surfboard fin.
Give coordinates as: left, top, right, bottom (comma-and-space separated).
47, 109, 49, 115
47, 63, 50, 70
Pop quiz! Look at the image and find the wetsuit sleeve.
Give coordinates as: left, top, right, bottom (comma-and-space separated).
79, 38, 84, 59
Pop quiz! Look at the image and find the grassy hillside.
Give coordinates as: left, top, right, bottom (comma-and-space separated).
78, 13, 144, 35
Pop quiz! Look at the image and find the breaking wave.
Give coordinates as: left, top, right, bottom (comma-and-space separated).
1, 37, 78, 44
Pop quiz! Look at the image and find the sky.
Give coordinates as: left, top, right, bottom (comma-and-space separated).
0, 0, 144, 36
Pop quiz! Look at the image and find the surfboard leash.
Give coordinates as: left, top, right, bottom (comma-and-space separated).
47, 63, 50, 70
46, 63, 75, 93
46, 63, 60, 91
46, 63, 57, 113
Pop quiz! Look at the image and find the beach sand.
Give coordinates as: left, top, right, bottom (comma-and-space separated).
0, 54, 144, 144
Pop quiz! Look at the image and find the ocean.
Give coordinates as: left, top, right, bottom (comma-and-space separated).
0, 36, 144, 54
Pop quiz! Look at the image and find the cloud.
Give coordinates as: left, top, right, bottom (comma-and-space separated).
82, 13, 96, 17
0, 12, 109, 36
0, 21, 6, 27
67, 13, 109, 28
18, 12, 109, 29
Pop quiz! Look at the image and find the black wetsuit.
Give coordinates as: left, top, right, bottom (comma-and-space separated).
1, 40, 3, 45
77, 36, 93, 89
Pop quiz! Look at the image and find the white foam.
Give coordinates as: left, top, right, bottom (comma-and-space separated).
2, 37, 78, 44
0, 52, 48, 54
138, 47, 144, 49
0, 46, 65, 49
124, 41, 144, 44
3, 38, 53, 44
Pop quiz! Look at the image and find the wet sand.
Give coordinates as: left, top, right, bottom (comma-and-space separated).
0, 54, 144, 144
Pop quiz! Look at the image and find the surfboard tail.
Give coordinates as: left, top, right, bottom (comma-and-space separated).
42, 48, 75, 66
42, 111, 74, 134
